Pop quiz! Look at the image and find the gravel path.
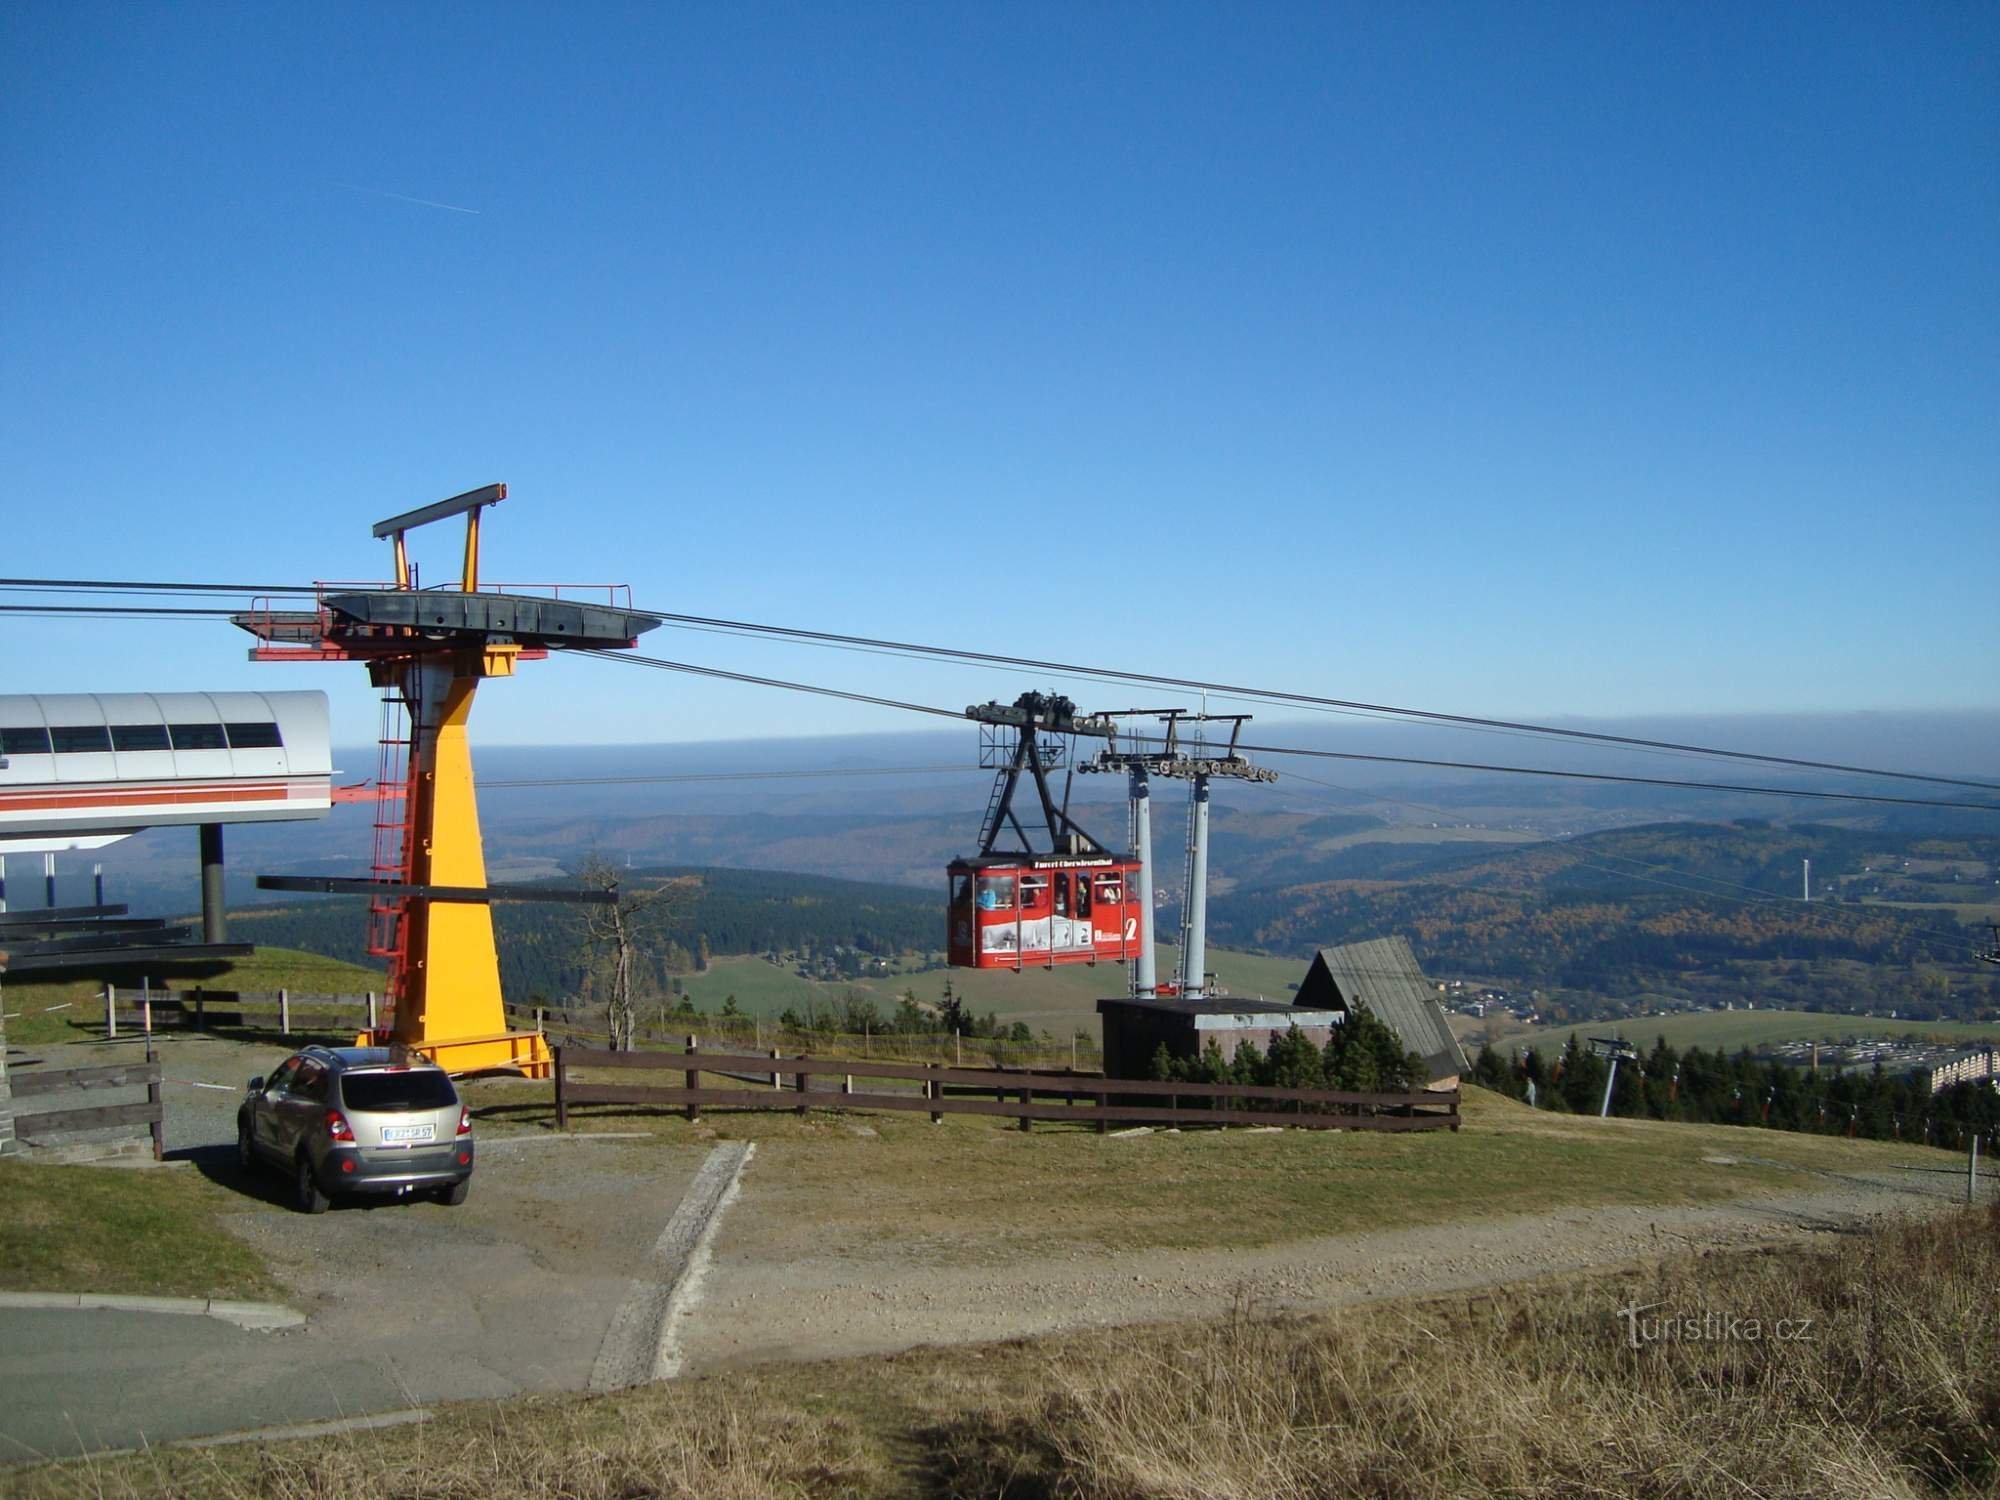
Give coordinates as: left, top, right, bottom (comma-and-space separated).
678, 1156, 1982, 1374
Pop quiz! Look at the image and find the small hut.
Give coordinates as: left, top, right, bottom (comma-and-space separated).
1295, 936, 1465, 1090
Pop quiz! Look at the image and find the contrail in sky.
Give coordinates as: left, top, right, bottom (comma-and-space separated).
333, 181, 481, 215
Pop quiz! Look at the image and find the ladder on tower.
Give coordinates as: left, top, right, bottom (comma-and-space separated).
364, 691, 413, 1022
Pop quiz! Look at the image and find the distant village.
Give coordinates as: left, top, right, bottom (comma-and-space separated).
1433, 978, 2000, 1094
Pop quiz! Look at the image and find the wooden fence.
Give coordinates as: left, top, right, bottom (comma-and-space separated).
554, 1043, 1460, 1134
95, 986, 382, 1038
6, 1049, 164, 1160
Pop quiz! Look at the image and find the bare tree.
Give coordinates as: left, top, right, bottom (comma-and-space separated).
576, 856, 695, 1051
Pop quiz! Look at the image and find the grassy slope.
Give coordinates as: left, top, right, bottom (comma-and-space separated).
496, 1079, 1950, 1261
1, 947, 385, 1045
24, 1148, 1995, 1499
0, 1161, 275, 1301
670, 944, 1307, 1036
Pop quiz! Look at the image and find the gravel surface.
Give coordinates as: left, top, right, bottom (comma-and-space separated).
678, 1155, 1982, 1374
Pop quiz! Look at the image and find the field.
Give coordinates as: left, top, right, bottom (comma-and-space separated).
1449, 1007, 2000, 1059
669, 943, 1308, 1037
1552, 1012, 2000, 1056
14, 1114, 1994, 1498
503, 1078, 1953, 1260
0, 1159, 275, 1301
0, 948, 386, 1045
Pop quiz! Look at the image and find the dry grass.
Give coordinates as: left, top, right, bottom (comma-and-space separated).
16, 1206, 1997, 1499
20, 1395, 884, 1500
931, 1205, 2000, 1499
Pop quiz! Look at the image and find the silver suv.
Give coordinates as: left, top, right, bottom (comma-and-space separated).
237, 1046, 474, 1213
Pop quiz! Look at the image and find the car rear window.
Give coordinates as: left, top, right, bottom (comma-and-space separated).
339, 1071, 457, 1112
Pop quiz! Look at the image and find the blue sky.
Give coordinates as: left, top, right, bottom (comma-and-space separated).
2, 1, 1993, 752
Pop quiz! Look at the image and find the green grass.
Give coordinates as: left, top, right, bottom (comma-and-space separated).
0, 1159, 276, 1301
1561, 1008, 2000, 1055
494, 1079, 1952, 1263
0, 947, 385, 1045
670, 944, 1307, 1037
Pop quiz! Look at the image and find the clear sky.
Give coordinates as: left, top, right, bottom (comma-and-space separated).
2, 2, 1993, 752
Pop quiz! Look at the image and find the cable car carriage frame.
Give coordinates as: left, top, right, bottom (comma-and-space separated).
946, 692, 1143, 971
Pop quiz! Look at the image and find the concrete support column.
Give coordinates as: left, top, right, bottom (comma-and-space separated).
199, 822, 226, 944
1181, 775, 1211, 998
1128, 764, 1156, 998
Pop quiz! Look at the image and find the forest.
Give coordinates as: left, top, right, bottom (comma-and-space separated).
1470, 1033, 2000, 1148
221, 865, 938, 1001
1206, 821, 2000, 1019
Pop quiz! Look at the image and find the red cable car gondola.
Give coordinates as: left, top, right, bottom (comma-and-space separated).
946, 692, 1142, 971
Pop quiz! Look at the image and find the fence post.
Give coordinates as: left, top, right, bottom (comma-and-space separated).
1972, 1132, 1982, 1205
1097, 1088, 1109, 1135
366, 991, 378, 1033
794, 1058, 810, 1117
1450, 1089, 1462, 1133
685, 1034, 700, 1123
928, 1065, 942, 1125
279, 988, 291, 1036
106, 984, 117, 1039
554, 1046, 569, 1130
1018, 1084, 1032, 1133
194, 986, 205, 1030
144, 1042, 165, 1161
141, 977, 153, 1037
955, 1028, 961, 1067
769, 1049, 781, 1089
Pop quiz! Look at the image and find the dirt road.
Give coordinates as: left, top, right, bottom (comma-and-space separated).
679, 1153, 1976, 1373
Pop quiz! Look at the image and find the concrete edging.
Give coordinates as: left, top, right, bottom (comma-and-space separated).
0, 1290, 306, 1330
588, 1139, 754, 1390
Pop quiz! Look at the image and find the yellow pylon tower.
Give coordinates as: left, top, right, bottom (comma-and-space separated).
238, 485, 661, 1076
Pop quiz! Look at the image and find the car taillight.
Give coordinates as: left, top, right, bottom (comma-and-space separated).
456, 1105, 472, 1137
325, 1111, 355, 1143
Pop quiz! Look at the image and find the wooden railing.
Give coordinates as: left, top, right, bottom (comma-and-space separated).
554, 1042, 1460, 1134
7, 1050, 164, 1159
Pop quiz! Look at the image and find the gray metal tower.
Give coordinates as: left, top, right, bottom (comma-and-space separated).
1084, 711, 1275, 998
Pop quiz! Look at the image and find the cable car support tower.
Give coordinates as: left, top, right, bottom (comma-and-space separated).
233, 485, 662, 1076
1084, 712, 1276, 999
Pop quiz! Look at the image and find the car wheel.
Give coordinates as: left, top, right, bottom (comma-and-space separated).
436, 1178, 470, 1207
236, 1117, 256, 1175
295, 1153, 331, 1215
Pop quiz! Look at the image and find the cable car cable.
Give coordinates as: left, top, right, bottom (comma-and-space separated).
0, 577, 318, 594
1278, 766, 1987, 955
574, 648, 2000, 815
620, 606, 2000, 794
1234, 741, 2000, 813
0, 604, 247, 616
8, 574, 1993, 795
483, 765, 973, 789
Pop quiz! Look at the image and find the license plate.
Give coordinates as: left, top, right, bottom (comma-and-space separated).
381, 1123, 435, 1145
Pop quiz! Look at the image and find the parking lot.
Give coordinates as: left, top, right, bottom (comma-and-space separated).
1, 1033, 711, 1460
